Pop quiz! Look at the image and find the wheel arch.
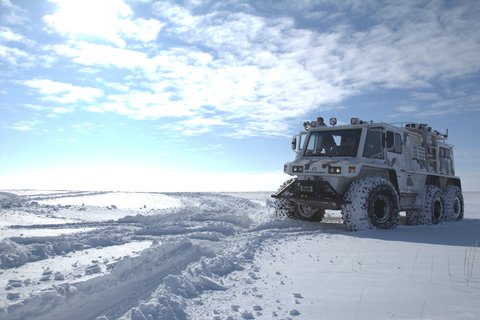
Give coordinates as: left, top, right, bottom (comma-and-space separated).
446, 177, 462, 190
357, 167, 400, 193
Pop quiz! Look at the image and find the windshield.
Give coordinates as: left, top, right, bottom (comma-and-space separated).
304, 129, 361, 157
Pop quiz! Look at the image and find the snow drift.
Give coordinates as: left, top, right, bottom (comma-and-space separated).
0, 190, 479, 320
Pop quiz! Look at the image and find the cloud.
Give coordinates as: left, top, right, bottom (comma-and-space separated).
23, 78, 103, 104
0, 0, 29, 25
31, 0, 480, 137
71, 122, 105, 134
21, 103, 74, 118
53, 41, 155, 71
49, 107, 72, 115
5, 120, 41, 132
0, 44, 32, 66
179, 116, 228, 135
88, 90, 193, 119
395, 82, 480, 117
0, 26, 37, 68
0, 26, 25, 43
44, 0, 163, 47
120, 17, 164, 43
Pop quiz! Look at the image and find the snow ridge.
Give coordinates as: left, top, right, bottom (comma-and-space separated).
1, 191, 479, 320
0, 191, 274, 320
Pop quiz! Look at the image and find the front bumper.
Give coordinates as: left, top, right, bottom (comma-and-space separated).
271, 179, 347, 210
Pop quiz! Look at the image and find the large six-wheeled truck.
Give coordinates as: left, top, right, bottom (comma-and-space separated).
272, 117, 464, 231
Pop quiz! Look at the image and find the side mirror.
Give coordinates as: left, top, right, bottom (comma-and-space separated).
291, 136, 297, 151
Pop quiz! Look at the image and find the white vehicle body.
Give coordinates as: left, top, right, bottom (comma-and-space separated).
272, 117, 463, 231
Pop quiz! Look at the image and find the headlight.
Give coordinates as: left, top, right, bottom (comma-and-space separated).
328, 166, 341, 174
292, 166, 304, 173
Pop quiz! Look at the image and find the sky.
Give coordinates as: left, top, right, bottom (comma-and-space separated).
0, 0, 479, 192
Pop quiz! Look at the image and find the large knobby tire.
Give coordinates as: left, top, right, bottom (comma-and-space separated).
273, 179, 325, 222
341, 177, 400, 231
405, 210, 421, 225
418, 185, 444, 224
273, 179, 300, 219
443, 185, 464, 221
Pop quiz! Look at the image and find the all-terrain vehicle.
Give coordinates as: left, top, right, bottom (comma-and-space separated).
272, 117, 464, 231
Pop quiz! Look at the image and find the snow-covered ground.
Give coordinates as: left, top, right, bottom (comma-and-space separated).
0, 190, 479, 320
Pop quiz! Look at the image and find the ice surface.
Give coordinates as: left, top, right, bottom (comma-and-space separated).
0, 190, 478, 320
36, 192, 184, 210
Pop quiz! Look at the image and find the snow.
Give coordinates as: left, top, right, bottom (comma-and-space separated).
0, 190, 479, 320
35, 192, 184, 210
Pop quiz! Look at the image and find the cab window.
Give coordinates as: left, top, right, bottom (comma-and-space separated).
363, 128, 384, 159
386, 131, 402, 154
304, 129, 361, 157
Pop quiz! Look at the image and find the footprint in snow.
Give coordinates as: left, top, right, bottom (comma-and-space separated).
289, 309, 301, 316
7, 292, 21, 300
241, 312, 255, 319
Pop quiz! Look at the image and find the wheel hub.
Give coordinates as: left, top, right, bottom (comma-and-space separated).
372, 195, 390, 224
432, 198, 443, 222
453, 197, 461, 218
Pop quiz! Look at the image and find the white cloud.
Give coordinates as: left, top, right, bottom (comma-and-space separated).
71, 122, 105, 134
396, 105, 420, 114
120, 17, 164, 43
178, 116, 228, 135
152, 1, 195, 31
88, 90, 193, 119
0, 26, 36, 51
22, 103, 73, 117
53, 41, 155, 72
5, 120, 41, 132
38, 1, 480, 137
44, 0, 163, 47
0, 44, 32, 66
0, 26, 23, 42
23, 104, 48, 111
23, 78, 103, 104
0, 0, 29, 25
50, 106, 72, 114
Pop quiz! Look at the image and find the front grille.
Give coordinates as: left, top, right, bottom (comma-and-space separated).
296, 180, 343, 202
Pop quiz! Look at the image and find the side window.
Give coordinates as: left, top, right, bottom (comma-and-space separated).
363, 129, 384, 159
439, 147, 451, 159
438, 147, 453, 175
386, 131, 402, 154
394, 133, 402, 153
428, 146, 437, 159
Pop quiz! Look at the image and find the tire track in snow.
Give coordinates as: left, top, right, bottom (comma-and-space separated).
5, 240, 204, 320
2, 192, 315, 320
1, 194, 263, 319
